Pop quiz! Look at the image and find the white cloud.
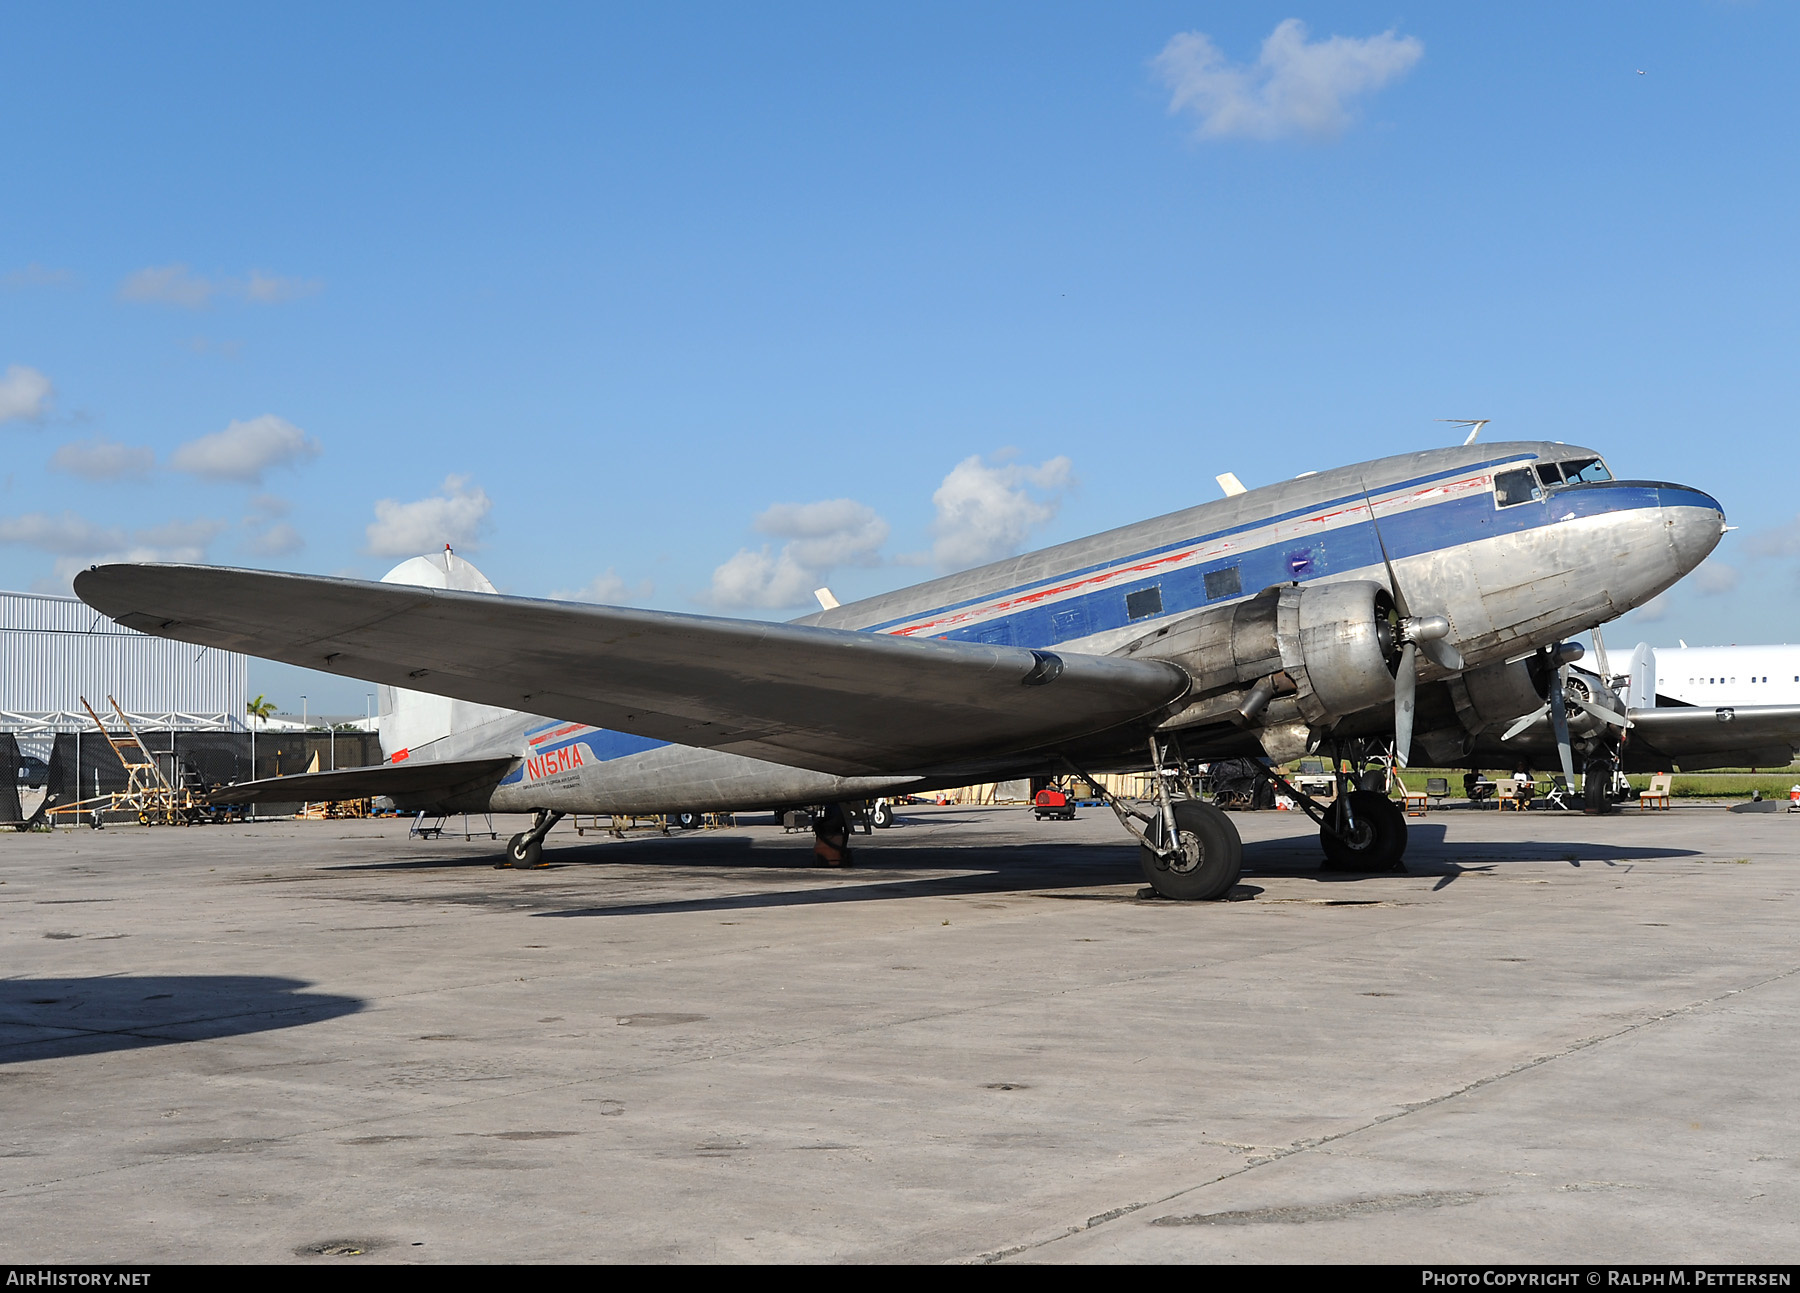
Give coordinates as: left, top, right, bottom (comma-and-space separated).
0, 511, 125, 556
2, 263, 75, 289
1152, 18, 1423, 141
247, 522, 305, 557
1634, 594, 1669, 623
244, 270, 323, 303
365, 475, 492, 556
706, 548, 820, 610
706, 498, 890, 609
136, 518, 227, 552
930, 452, 1073, 572
49, 436, 155, 480
119, 264, 217, 308
238, 496, 303, 557
1745, 515, 1800, 560
1691, 559, 1739, 596
0, 510, 226, 587
119, 264, 322, 308
171, 414, 321, 483
0, 365, 53, 424
550, 568, 653, 605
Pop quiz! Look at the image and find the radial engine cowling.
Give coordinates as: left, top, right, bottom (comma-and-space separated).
1125, 581, 1399, 752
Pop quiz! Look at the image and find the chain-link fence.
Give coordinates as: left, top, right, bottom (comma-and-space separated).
40, 729, 384, 821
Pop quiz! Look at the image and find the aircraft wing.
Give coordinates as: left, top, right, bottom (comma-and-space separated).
204, 756, 518, 806
1623, 704, 1800, 773
74, 564, 1192, 777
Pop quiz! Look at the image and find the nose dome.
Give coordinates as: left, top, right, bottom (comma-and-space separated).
1659, 485, 1726, 574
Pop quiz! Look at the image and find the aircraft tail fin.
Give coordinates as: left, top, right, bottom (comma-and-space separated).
1625, 642, 1656, 711
376, 549, 516, 760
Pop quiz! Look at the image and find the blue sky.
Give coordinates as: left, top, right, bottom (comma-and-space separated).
3, 4, 1796, 712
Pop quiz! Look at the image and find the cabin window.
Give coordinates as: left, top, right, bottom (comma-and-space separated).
1203, 565, 1242, 600
1560, 457, 1612, 484
1493, 468, 1542, 507
1126, 585, 1163, 621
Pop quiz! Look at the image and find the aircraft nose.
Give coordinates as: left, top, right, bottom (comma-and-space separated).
1659, 484, 1726, 574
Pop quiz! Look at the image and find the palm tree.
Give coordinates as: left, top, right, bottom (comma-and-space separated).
246, 694, 276, 726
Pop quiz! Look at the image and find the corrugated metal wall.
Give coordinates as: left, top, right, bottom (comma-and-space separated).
0, 589, 247, 728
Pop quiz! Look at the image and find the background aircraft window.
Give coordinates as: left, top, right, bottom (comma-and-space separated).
1493, 468, 1543, 507
1126, 585, 1163, 621
1560, 457, 1613, 484
1203, 566, 1242, 600
1535, 462, 1564, 487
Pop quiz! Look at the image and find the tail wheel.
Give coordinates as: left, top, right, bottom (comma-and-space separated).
871, 800, 894, 829
1138, 799, 1243, 901
506, 832, 543, 869
674, 811, 704, 830
1320, 790, 1407, 871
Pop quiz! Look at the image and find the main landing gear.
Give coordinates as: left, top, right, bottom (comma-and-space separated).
502, 809, 564, 869
1258, 745, 1409, 874
1139, 798, 1244, 901
1073, 740, 1246, 901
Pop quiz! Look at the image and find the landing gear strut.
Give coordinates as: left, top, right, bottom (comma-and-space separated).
1253, 743, 1410, 873
1066, 741, 1245, 901
503, 809, 564, 869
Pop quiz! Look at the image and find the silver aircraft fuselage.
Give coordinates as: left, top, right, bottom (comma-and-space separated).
393, 440, 1723, 815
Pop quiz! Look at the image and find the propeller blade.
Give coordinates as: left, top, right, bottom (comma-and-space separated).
1548, 667, 1576, 787
1571, 696, 1632, 729
1362, 485, 1465, 672
1361, 487, 1412, 620
1501, 705, 1549, 741
1418, 634, 1466, 673
1394, 642, 1418, 767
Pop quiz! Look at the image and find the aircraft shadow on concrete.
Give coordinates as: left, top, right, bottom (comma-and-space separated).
516, 819, 1704, 918
0, 975, 365, 1064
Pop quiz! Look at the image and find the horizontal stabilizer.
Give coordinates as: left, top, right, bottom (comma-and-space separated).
74, 564, 1192, 777
205, 756, 517, 806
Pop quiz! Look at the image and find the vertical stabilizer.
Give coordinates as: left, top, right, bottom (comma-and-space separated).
377, 550, 515, 760
1625, 642, 1657, 711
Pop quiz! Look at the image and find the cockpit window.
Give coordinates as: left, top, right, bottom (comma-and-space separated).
1535, 462, 1564, 488
1560, 457, 1611, 484
1493, 468, 1543, 507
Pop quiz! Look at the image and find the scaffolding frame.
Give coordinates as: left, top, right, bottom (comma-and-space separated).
44, 696, 204, 826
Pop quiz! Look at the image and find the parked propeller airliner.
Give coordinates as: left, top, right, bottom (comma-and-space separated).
74, 441, 1725, 900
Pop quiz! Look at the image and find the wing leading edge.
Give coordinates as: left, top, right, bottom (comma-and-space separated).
74, 564, 1192, 777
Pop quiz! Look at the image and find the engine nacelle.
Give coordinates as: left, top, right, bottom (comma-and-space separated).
1128, 581, 1399, 750
1448, 657, 1549, 735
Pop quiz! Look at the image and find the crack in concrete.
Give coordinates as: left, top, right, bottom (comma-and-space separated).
975, 958, 1800, 1262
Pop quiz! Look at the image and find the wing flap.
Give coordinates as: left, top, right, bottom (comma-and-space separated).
75, 564, 1192, 777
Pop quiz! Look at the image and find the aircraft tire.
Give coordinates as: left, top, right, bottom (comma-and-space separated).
1138, 799, 1242, 901
871, 800, 894, 829
506, 832, 543, 869
674, 811, 704, 830
1583, 760, 1615, 815
1320, 791, 1407, 872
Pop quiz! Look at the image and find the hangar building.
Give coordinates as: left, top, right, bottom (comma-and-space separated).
0, 588, 246, 734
